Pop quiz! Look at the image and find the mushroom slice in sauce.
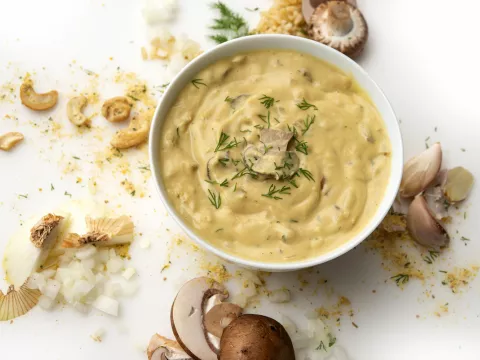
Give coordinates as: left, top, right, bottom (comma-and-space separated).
260, 128, 294, 152
308, 1, 368, 58
252, 151, 300, 180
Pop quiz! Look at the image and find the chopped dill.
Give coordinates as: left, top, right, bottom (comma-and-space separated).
50, 183, 55, 191
215, 131, 239, 152
302, 114, 316, 135
64, 191, 72, 198
423, 250, 439, 264
296, 168, 315, 181
328, 333, 337, 347
130, 190, 136, 196
18, 194, 28, 199
290, 219, 299, 223
219, 158, 229, 166
287, 124, 299, 138
391, 274, 409, 285
461, 236, 470, 241
191, 78, 207, 89
254, 124, 264, 130
231, 166, 258, 180
258, 111, 271, 128
209, 2, 249, 43
258, 95, 277, 109
138, 165, 151, 171
295, 139, 309, 155
73, 156, 81, 160
233, 183, 237, 192
262, 184, 291, 200
245, 7, 259, 11
297, 98, 318, 111
289, 179, 299, 188
316, 341, 327, 351
225, 95, 233, 102
208, 189, 222, 209
240, 129, 252, 133
220, 179, 229, 187
215, 228, 224, 232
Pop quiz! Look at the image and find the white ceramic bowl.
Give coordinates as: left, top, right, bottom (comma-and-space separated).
149, 34, 403, 272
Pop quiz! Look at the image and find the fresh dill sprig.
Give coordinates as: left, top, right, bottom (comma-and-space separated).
225, 95, 233, 102
220, 179, 229, 187
208, 189, 222, 209
209, 2, 249, 44
423, 250, 439, 264
215, 131, 239, 152
262, 184, 291, 200
205, 179, 229, 187
219, 158, 229, 166
191, 78, 207, 89
302, 114, 316, 135
289, 179, 299, 188
287, 124, 298, 138
316, 341, 327, 351
295, 139, 309, 155
296, 168, 315, 181
258, 111, 271, 128
297, 98, 318, 111
258, 95, 277, 109
391, 274, 409, 285
231, 166, 258, 180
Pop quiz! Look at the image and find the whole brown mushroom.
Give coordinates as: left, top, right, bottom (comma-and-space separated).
308, 1, 368, 58
219, 314, 295, 360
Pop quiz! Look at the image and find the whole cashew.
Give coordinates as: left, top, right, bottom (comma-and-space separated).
67, 96, 88, 126
102, 96, 132, 123
0, 132, 24, 151
110, 113, 150, 149
20, 78, 58, 111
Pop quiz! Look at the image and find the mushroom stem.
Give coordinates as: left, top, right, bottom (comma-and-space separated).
327, 1, 354, 35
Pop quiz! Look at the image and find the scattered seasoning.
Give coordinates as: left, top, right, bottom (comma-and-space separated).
209, 1, 249, 44
138, 165, 151, 171
328, 333, 337, 347
316, 341, 327, 351
262, 184, 291, 200
296, 168, 314, 181
72, 156, 81, 160
215, 228, 224, 232
245, 7, 259, 11
208, 189, 222, 209
391, 274, 409, 285
290, 219, 298, 223
218, 158, 229, 166
50, 183, 55, 191
130, 190, 136, 196
258, 95, 277, 109
461, 148, 466, 152
352, 322, 359, 329
215, 131, 239, 152
176, 128, 180, 138
301, 114, 316, 135
233, 183, 237, 192
289, 179, 299, 188
18, 194, 28, 199
219, 179, 229, 187
231, 166, 258, 180
296, 98, 318, 111
423, 250, 439, 264
434, 126, 438, 132
461, 236, 470, 242
191, 78, 207, 89
64, 191, 72, 197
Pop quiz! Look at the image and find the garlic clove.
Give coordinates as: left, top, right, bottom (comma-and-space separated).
400, 143, 442, 198
407, 194, 449, 249
424, 186, 449, 220
442, 166, 474, 203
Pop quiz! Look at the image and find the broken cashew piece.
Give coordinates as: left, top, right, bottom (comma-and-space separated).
67, 96, 89, 126
102, 96, 132, 123
110, 113, 150, 149
0, 132, 24, 151
20, 77, 58, 111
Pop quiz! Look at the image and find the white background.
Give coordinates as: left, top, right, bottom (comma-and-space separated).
1, 1, 479, 359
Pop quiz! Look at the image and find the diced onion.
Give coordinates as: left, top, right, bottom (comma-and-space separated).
106, 257, 124, 273
43, 279, 61, 300
142, 0, 178, 25
75, 245, 97, 260
139, 239, 151, 249
122, 267, 136, 280
268, 289, 291, 303
38, 295, 55, 310
93, 295, 119, 316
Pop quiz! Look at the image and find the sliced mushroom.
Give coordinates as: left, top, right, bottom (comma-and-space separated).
219, 314, 295, 360
171, 277, 228, 360
400, 143, 442, 198
308, 1, 368, 58
67, 96, 89, 126
407, 194, 449, 249
148, 334, 191, 360
442, 167, 474, 203
252, 151, 300, 180
20, 77, 58, 111
260, 129, 294, 152
102, 96, 132, 123
204, 303, 242, 338
0, 132, 24, 151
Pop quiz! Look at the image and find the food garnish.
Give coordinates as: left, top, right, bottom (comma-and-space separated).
0, 132, 24, 151
191, 78, 207, 89
258, 94, 278, 109
215, 131, 238, 152
296, 98, 318, 111
67, 95, 89, 126
262, 184, 291, 200
209, 1, 249, 44
101, 96, 132, 123
19, 75, 58, 111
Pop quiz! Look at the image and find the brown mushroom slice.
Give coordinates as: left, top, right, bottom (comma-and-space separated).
219, 314, 295, 360
30, 214, 64, 248
171, 277, 227, 360
400, 143, 442, 198
260, 128, 294, 152
309, 1, 368, 58
204, 303, 242, 338
407, 194, 450, 250
147, 334, 191, 360
252, 151, 300, 180
302, 0, 357, 25
442, 166, 474, 203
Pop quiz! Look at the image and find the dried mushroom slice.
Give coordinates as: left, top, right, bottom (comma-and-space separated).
30, 214, 64, 248
20, 77, 58, 111
0, 282, 41, 322
0, 132, 24, 151
309, 1, 368, 58
260, 128, 294, 152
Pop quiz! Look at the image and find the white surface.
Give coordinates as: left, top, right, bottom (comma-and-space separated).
1, 1, 479, 360
149, 34, 403, 271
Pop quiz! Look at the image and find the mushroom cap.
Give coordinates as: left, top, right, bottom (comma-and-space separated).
308, 1, 368, 58
219, 314, 295, 360
302, 0, 357, 25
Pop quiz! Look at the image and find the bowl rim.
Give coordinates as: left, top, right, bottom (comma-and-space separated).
149, 34, 403, 272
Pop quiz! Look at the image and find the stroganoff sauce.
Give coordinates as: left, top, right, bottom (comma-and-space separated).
159, 50, 391, 262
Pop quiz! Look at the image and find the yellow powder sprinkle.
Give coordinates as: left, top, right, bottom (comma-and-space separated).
255, 0, 307, 37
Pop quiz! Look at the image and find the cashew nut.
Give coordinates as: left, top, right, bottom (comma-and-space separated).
67, 96, 88, 126
20, 77, 58, 111
101, 96, 132, 123
0, 132, 24, 151
110, 113, 150, 149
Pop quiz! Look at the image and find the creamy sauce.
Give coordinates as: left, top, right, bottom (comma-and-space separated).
159, 50, 391, 263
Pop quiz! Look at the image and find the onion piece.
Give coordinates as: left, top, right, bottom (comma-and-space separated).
93, 295, 119, 316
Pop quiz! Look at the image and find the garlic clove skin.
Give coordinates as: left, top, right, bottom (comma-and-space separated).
400, 143, 442, 198
407, 194, 449, 249
442, 166, 474, 203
